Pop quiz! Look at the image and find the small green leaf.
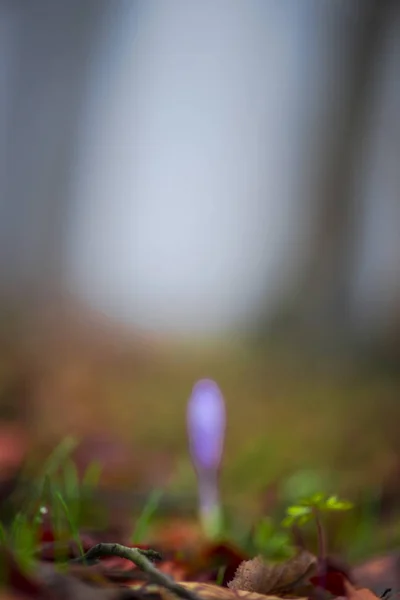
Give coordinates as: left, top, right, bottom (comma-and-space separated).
252, 516, 294, 559
281, 515, 295, 528
287, 505, 312, 517
252, 516, 274, 547
325, 495, 353, 511
297, 514, 312, 526
282, 509, 312, 528
302, 493, 325, 507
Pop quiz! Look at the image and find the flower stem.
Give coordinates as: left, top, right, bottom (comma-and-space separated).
312, 506, 327, 586
198, 470, 223, 539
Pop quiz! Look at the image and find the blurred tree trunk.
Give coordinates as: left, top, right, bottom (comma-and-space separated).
269, 0, 398, 353
0, 0, 106, 306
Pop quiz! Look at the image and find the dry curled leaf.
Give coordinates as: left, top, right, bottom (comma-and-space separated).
343, 579, 382, 600
185, 542, 248, 586
129, 582, 308, 600
227, 550, 317, 595
352, 552, 400, 594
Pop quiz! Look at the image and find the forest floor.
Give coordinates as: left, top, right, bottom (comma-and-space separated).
1, 341, 400, 600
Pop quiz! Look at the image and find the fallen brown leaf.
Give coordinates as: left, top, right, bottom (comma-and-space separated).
353, 552, 400, 595
343, 579, 382, 600
129, 582, 308, 600
40, 563, 140, 600
227, 550, 317, 595
185, 542, 248, 585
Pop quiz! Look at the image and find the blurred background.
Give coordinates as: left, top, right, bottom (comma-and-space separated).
1, 0, 400, 558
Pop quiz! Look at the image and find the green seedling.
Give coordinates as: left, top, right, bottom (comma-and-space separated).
282, 493, 353, 564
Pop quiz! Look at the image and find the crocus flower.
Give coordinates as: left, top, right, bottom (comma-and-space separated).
187, 379, 226, 539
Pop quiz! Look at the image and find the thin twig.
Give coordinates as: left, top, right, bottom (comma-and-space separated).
71, 543, 202, 600
71, 543, 162, 565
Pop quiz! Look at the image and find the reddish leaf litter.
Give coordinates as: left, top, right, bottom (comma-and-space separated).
1, 521, 399, 600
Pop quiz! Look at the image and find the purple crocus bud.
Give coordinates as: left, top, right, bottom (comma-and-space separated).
187, 379, 226, 472
187, 379, 226, 539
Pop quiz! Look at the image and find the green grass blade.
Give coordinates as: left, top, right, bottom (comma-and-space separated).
55, 491, 84, 558
23, 437, 79, 516
131, 489, 164, 544
42, 437, 79, 478
82, 461, 102, 490
0, 522, 7, 545
216, 565, 226, 586
63, 459, 81, 524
